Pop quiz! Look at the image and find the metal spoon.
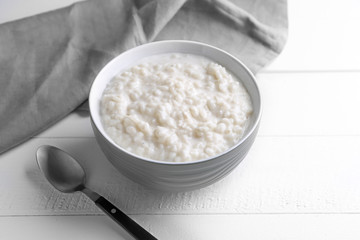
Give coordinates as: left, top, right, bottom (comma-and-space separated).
36, 145, 157, 240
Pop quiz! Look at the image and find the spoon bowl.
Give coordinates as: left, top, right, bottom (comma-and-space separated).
36, 145, 85, 193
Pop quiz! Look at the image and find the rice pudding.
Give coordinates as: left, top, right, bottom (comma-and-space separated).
100, 54, 253, 162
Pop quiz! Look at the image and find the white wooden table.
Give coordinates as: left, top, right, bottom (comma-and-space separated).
1, 0, 360, 239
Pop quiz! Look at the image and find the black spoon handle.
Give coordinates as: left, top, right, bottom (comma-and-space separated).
95, 196, 157, 240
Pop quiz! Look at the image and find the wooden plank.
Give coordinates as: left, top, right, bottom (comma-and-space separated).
1, 136, 360, 215
266, 0, 360, 71
257, 72, 360, 136
1, 214, 360, 240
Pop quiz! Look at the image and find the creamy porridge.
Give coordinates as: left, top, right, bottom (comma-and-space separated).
100, 54, 253, 162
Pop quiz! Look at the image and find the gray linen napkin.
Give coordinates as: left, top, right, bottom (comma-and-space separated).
0, 0, 287, 154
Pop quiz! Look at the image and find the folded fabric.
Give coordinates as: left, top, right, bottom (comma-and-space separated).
0, 0, 287, 154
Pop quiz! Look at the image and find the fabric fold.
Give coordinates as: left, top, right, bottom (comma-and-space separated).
209, 0, 287, 52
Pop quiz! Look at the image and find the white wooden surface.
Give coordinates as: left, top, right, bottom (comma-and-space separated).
1, 0, 360, 239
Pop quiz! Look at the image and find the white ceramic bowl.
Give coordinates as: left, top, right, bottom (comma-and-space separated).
89, 40, 261, 192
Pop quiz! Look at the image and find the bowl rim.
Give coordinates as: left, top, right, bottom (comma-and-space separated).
89, 40, 262, 166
